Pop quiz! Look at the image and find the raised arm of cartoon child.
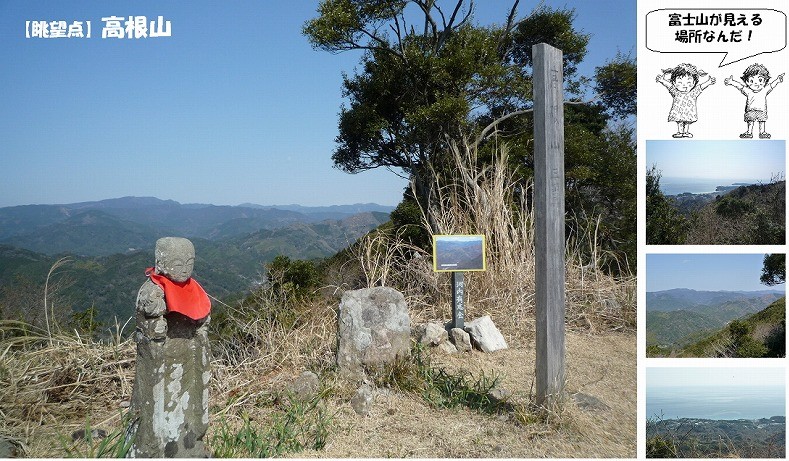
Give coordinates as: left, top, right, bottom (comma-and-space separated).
656, 63, 715, 138
725, 64, 784, 139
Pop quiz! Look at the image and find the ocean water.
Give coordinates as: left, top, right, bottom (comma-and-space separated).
658, 177, 762, 196
647, 386, 786, 420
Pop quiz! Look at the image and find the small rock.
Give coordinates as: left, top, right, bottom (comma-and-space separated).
0, 436, 24, 458
287, 371, 320, 402
465, 316, 508, 352
351, 384, 375, 416
71, 428, 108, 442
488, 387, 512, 403
601, 297, 621, 312
437, 340, 458, 354
449, 328, 472, 352
419, 321, 448, 346
572, 392, 610, 412
119, 400, 130, 408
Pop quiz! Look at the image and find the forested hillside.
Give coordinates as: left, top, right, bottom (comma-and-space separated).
646, 289, 784, 356
647, 171, 785, 245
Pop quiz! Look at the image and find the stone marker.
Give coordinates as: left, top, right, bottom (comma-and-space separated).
127, 237, 211, 458
337, 287, 411, 378
465, 315, 508, 353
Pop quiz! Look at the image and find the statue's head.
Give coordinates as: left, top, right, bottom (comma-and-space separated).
155, 237, 195, 283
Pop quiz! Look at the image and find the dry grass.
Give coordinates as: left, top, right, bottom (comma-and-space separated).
0, 320, 135, 456
0, 141, 636, 457
346, 139, 636, 341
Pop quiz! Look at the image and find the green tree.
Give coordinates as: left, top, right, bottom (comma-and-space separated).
305, 0, 637, 271
646, 166, 688, 244
715, 196, 754, 218
760, 254, 786, 286
266, 255, 322, 299
71, 305, 104, 337
727, 320, 767, 358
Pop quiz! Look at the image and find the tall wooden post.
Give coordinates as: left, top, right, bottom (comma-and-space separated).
533, 43, 566, 407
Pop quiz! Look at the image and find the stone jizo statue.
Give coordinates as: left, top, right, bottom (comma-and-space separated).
128, 237, 211, 458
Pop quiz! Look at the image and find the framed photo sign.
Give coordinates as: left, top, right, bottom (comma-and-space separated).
432, 234, 486, 272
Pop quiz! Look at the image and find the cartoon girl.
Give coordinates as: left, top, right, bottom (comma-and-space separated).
724, 63, 784, 139
656, 63, 716, 138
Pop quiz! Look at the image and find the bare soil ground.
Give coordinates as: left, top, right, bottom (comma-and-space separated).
296, 331, 636, 458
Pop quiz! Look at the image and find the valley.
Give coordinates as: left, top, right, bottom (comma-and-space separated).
646, 288, 785, 357
0, 197, 392, 329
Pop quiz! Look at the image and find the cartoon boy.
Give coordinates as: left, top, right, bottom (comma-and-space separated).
725, 63, 784, 139
656, 63, 716, 138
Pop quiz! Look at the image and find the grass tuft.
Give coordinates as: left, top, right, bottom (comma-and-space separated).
209, 396, 333, 458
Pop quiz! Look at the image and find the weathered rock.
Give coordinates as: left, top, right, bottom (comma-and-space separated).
487, 387, 513, 403
337, 287, 411, 378
0, 436, 24, 458
438, 340, 458, 354
418, 321, 448, 346
465, 316, 508, 353
287, 371, 320, 402
72, 428, 108, 441
600, 298, 622, 313
128, 237, 211, 458
449, 327, 472, 352
351, 384, 375, 416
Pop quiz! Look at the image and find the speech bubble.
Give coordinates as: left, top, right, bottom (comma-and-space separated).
646, 9, 787, 66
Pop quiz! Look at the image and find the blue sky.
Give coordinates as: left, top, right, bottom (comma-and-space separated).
646, 253, 785, 292
647, 367, 785, 389
646, 140, 786, 181
1, 1, 636, 207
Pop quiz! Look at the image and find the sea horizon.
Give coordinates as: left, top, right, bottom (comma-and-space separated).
659, 177, 764, 196
647, 385, 786, 421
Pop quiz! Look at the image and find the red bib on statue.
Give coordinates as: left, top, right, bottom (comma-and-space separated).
146, 268, 211, 320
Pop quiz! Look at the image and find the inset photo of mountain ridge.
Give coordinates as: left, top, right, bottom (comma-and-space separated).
646, 253, 785, 358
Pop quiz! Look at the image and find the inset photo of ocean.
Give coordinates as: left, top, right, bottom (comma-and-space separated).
646, 140, 786, 245
646, 367, 786, 458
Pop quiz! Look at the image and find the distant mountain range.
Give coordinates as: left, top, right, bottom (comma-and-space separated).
0, 197, 394, 326
0, 196, 394, 256
646, 288, 785, 353
646, 288, 783, 312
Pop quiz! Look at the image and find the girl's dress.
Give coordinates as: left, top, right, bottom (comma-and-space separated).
667, 85, 703, 123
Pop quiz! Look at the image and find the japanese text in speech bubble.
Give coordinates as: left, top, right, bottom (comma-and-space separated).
646, 9, 787, 67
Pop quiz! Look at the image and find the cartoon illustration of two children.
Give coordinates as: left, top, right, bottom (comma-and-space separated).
656, 63, 784, 139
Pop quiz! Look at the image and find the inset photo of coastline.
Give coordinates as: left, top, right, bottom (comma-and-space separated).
646, 367, 786, 459
646, 253, 785, 358
646, 140, 786, 245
